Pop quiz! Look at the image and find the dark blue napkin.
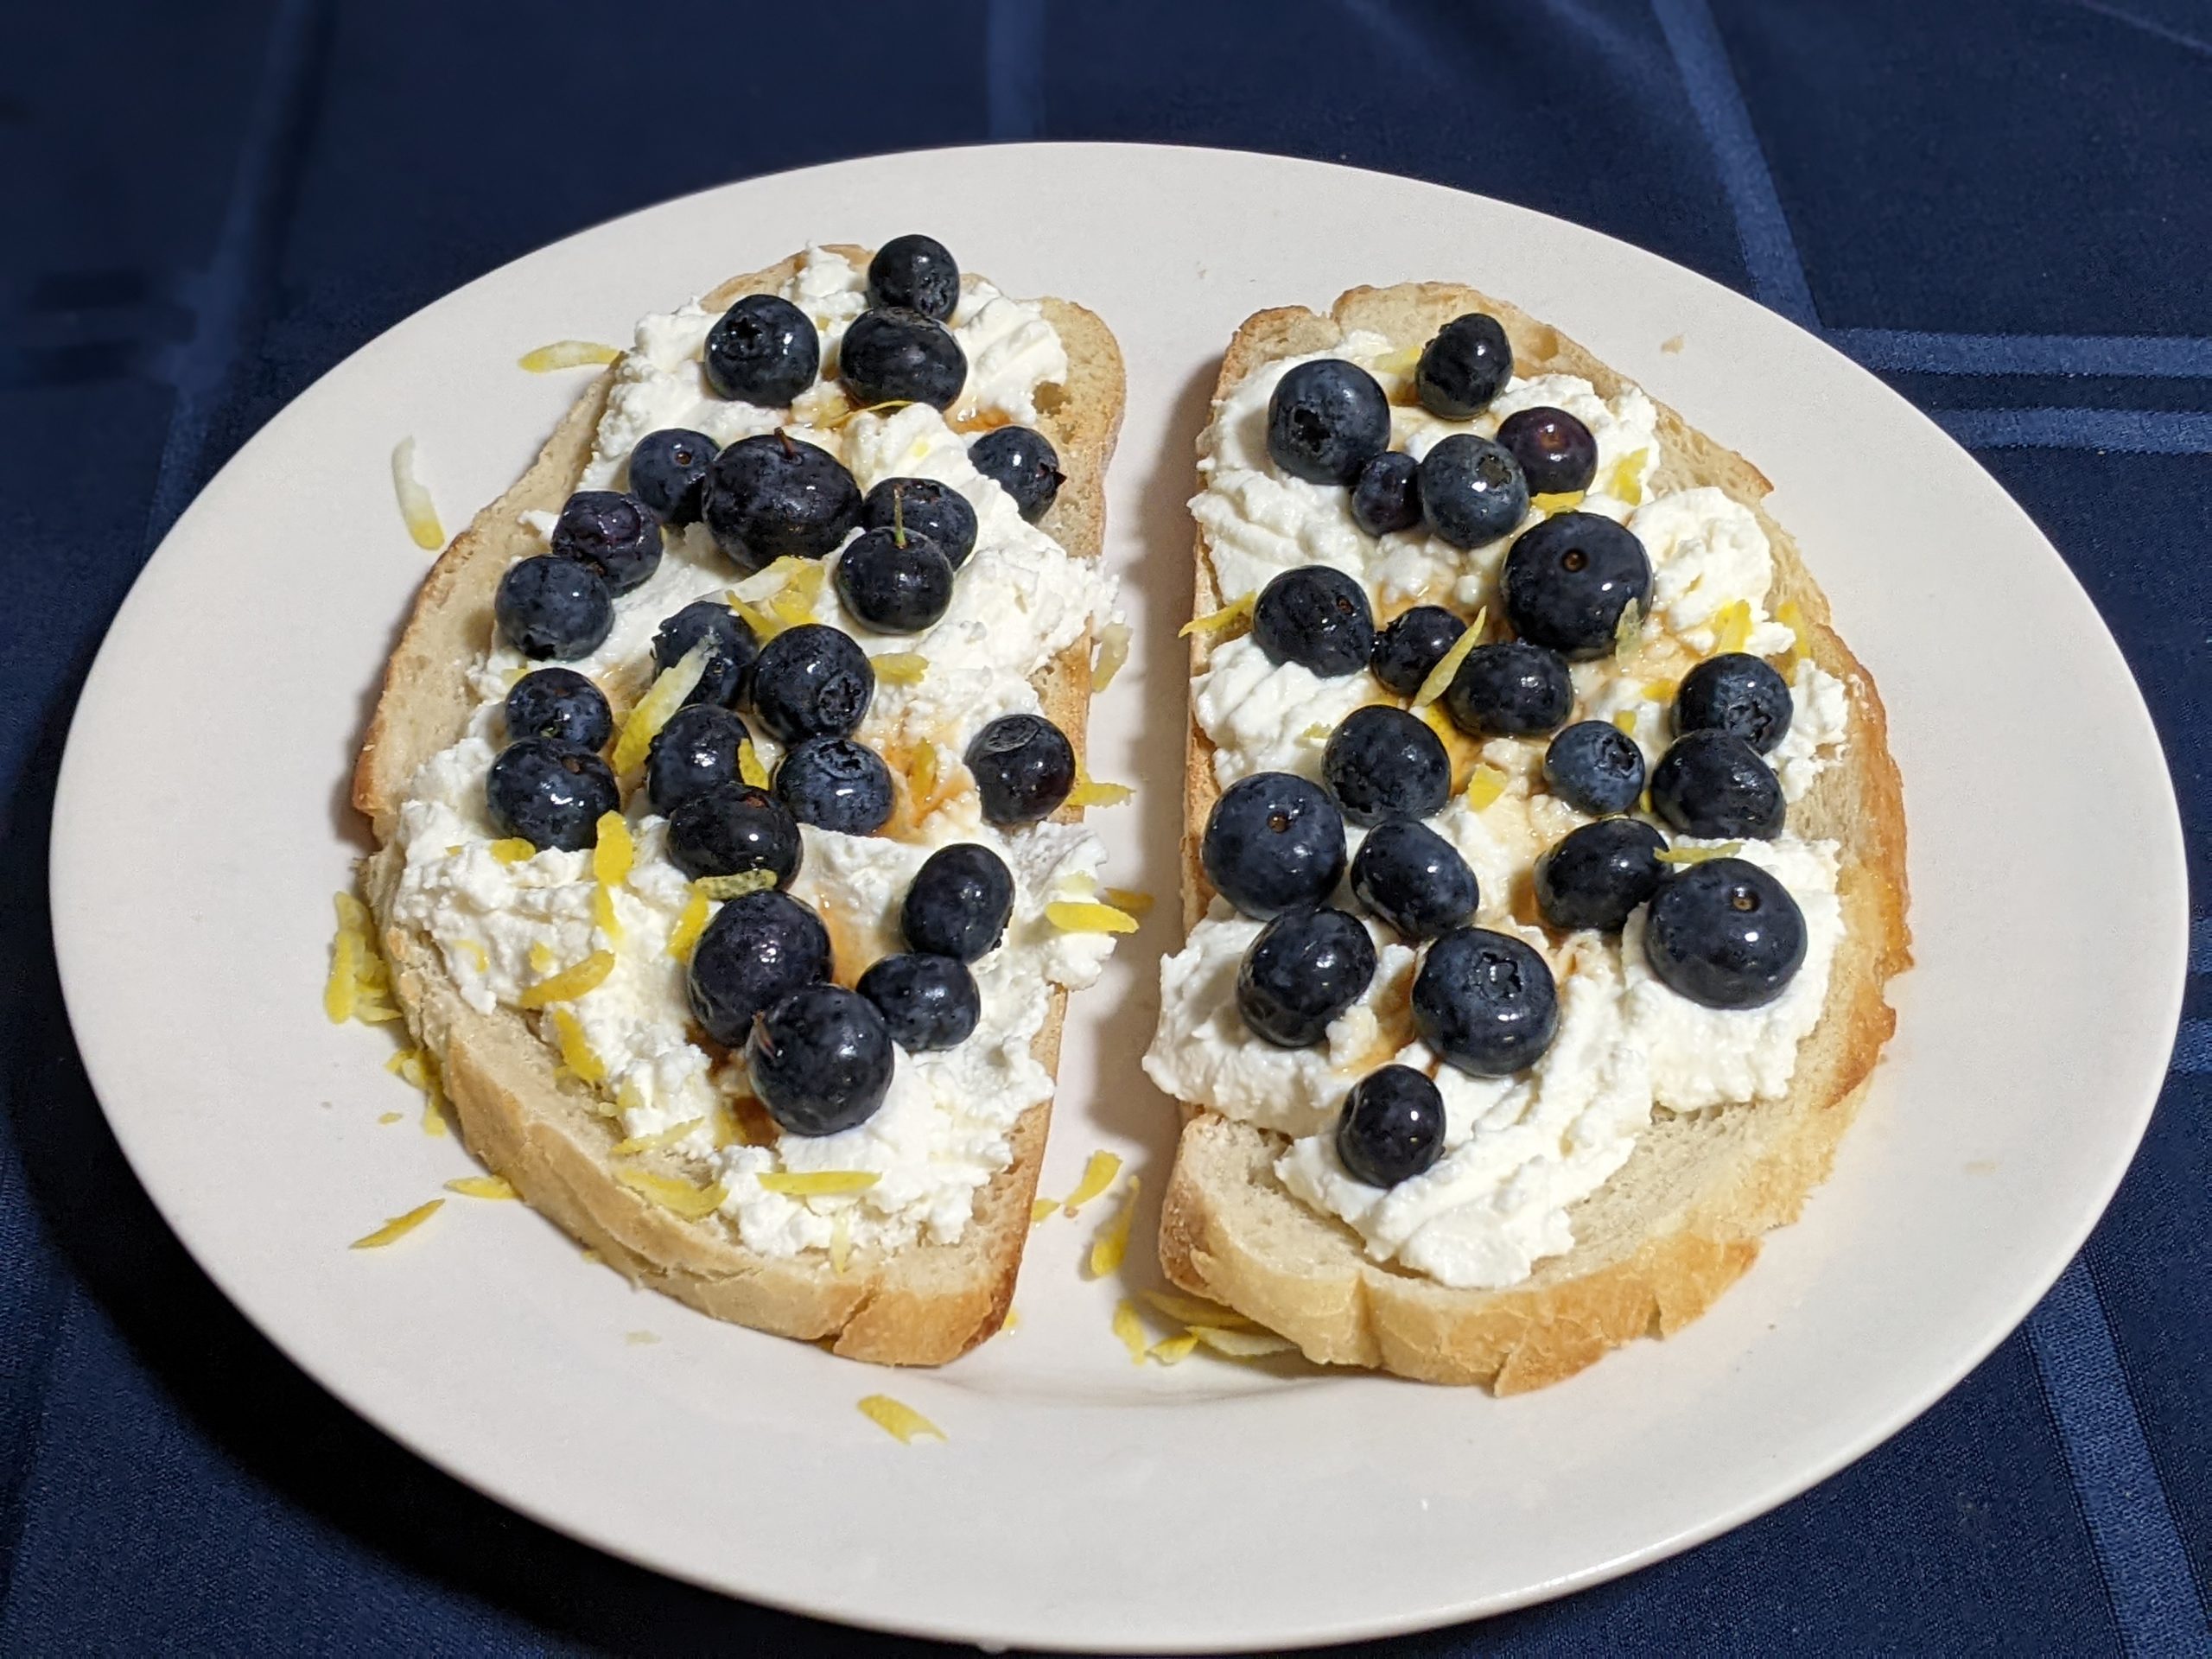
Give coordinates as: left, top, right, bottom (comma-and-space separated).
3, 1, 2205, 1650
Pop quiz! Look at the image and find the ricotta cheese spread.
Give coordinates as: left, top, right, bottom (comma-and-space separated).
391, 247, 1121, 1258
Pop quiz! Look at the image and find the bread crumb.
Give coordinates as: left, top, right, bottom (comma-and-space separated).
1661, 334, 1686, 354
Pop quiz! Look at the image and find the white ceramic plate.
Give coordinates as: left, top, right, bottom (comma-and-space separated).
52, 144, 2185, 1651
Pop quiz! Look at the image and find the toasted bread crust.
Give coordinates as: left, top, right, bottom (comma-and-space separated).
355, 249, 1124, 1365
1159, 283, 1910, 1390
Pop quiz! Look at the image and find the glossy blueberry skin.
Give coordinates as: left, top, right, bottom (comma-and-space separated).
1534, 817, 1667, 933
746, 983, 892, 1135
703, 293, 819, 406
1323, 705, 1452, 826
773, 736, 894, 835
1415, 312, 1512, 419
645, 703, 753, 817
861, 476, 978, 569
1650, 729, 1785, 840
664, 782, 803, 887
626, 428, 718, 525
1500, 512, 1651, 659
965, 714, 1075, 824
969, 425, 1062, 523
1675, 652, 1794, 753
688, 892, 831, 1047
1350, 450, 1423, 536
1369, 605, 1467, 697
1543, 720, 1646, 816
749, 624, 874, 744
1645, 857, 1807, 1009
1412, 926, 1560, 1077
1200, 772, 1347, 920
702, 434, 862, 575
1496, 406, 1598, 495
504, 668, 611, 751
1265, 359, 1390, 485
902, 843, 1014, 962
857, 952, 980, 1051
1236, 906, 1378, 1048
1336, 1065, 1446, 1187
1442, 640, 1573, 738
834, 526, 954, 634
653, 599, 760, 711
495, 556, 613, 660
840, 307, 966, 410
1251, 565, 1375, 677
486, 739, 620, 852
866, 233, 961, 321
1419, 434, 1529, 550
550, 489, 663, 595
1349, 818, 1479, 941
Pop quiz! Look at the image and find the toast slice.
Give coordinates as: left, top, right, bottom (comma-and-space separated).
1155, 284, 1909, 1391
353, 247, 1124, 1365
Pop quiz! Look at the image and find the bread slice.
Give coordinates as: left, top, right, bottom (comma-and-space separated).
353, 248, 1125, 1365
1157, 284, 1910, 1391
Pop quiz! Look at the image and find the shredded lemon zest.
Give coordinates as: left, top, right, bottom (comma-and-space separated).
489, 838, 536, 865
692, 869, 778, 903
528, 941, 556, 975
611, 1116, 704, 1156
1140, 1288, 1252, 1329
766, 560, 826, 629
612, 639, 714, 772
757, 1169, 880, 1197
334, 891, 372, 932
1091, 620, 1132, 691
668, 890, 710, 961
1088, 1176, 1141, 1278
1531, 490, 1586, 515
1777, 598, 1810, 660
1065, 762, 1133, 808
1614, 598, 1646, 663
445, 1175, 518, 1200
518, 340, 620, 372
456, 939, 489, 974
1189, 1325, 1299, 1359
1300, 723, 1332, 743
353, 1003, 403, 1024
1179, 593, 1255, 639
1643, 677, 1680, 702
1609, 447, 1649, 505
1656, 841, 1744, 866
1111, 1300, 1147, 1364
549, 1007, 607, 1084
1030, 1198, 1058, 1225
390, 437, 444, 550
1465, 765, 1509, 811
1412, 607, 1484, 708
1640, 785, 1656, 816
1063, 1150, 1122, 1215
830, 1210, 852, 1274
736, 738, 771, 789
1611, 709, 1640, 736
1371, 344, 1423, 375
377, 1111, 402, 1125
352, 1198, 442, 1249
591, 812, 633, 944
727, 592, 783, 640
1001, 1306, 1020, 1333
709, 1100, 746, 1147
870, 651, 930, 686
1101, 887, 1154, 916
518, 950, 616, 1008
857, 1394, 944, 1444
1046, 900, 1139, 934
324, 925, 359, 1023
1710, 600, 1754, 657
613, 1165, 726, 1220
1150, 1333, 1200, 1366
906, 741, 941, 808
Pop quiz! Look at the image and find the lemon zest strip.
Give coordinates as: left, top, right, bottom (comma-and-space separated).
518, 340, 620, 372
1610, 447, 1650, 505
1465, 765, 1509, 811
757, 1169, 880, 1197
736, 738, 771, 789
613, 1165, 726, 1220
1655, 841, 1744, 866
1111, 1300, 1147, 1364
1101, 887, 1154, 916
1188, 1325, 1299, 1359
1710, 599, 1755, 657
324, 925, 358, 1024
611, 639, 713, 772
871, 652, 928, 684
668, 890, 710, 961
1062, 1150, 1122, 1215
857, 1394, 944, 1444
830, 1211, 852, 1274
1088, 1175, 1141, 1278
1530, 490, 1586, 514
549, 1007, 608, 1084
1091, 620, 1131, 691
1179, 593, 1255, 639
1046, 900, 1140, 934
518, 950, 616, 1008
1412, 607, 1484, 709
611, 1116, 705, 1156
489, 838, 536, 865
1611, 709, 1640, 736
1030, 1198, 1058, 1225
693, 869, 778, 902
446, 1175, 518, 1200
1149, 1333, 1201, 1365
391, 438, 444, 550
352, 1199, 442, 1249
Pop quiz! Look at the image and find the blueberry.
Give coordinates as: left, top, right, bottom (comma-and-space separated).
549, 490, 663, 595
774, 736, 893, 835
1496, 406, 1597, 495
1419, 434, 1529, 550
495, 556, 613, 660
1412, 927, 1559, 1077
1644, 857, 1807, 1009
652, 599, 760, 710
861, 476, 978, 569
969, 425, 1062, 523
1265, 359, 1390, 485
1500, 512, 1651, 658
664, 782, 803, 886
1442, 641, 1573, 737
645, 703, 751, 817
1335, 1065, 1446, 1187
686, 890, 831, 1046
1414, 312, 1512, 419
702, 434, 862, 575
1369, 605, 1467, 697
1543, 720, 1645, 816
1200, 772, 1346, 919
704, 293, 819, 406
857, 952, 980, 1051
1675, 652, 1794, 753
746, 983, 892, 1135
965, 713, 1075, 824
627, 429, 719, 525
840, 307, 965, 410
867, 234, 960, 321
748, 623, 874, 743
485, 738, 620, 851
1322, 705, 1451, 825
1349, 819, 1479, 940
1236, 906, 1378, 1047
1534, 817, 1667, 933
504, 668, 611, 751
1650, 730, 1785, 840
832, 526, 954, 635
1351, 450, 1423, 536
1251, 565, 1375, 677
901, 843, 1014, 962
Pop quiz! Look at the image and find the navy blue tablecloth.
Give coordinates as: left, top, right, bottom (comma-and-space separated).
4, 2, 2207, 1651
